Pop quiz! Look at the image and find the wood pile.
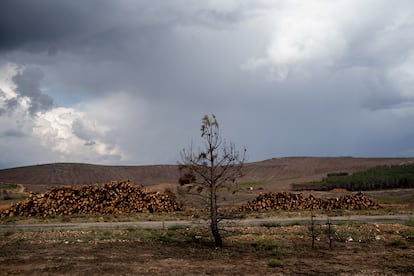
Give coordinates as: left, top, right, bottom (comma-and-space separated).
0, 181, 180, 217
239, 192, 380, 211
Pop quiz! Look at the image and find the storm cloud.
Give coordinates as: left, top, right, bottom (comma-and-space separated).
0, 0, 414, 168
12, 67, 54, 115
0, 0, 114, 52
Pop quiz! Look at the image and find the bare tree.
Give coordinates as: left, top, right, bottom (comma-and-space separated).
180, 114, 246, 247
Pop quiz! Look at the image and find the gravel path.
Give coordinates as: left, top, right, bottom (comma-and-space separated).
1, 214, 413, 231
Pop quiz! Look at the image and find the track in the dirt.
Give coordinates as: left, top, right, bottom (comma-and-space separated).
1, 214, 413, 231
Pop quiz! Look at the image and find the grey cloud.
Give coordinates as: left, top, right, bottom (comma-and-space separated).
0, 90, 4, 115
0, 88, 19, 116
71, 118, 96, 141
0, 0, 239, 55
1, 1, 414, 169
192, 9, 243, 29
2, 1, 250, 100
5, 98, 19, 113
359, 70, 414, 111
84, 141, 96, 146
12, 67, 54, 115
1, 129, 25, 138
362, 94, 412, 111
0, 0, 115, 53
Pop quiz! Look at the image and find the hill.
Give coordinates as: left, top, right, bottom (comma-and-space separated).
1, 157, 413, 193
0, 163, 178, 193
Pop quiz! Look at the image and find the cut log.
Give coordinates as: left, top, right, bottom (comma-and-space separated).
0, 180, 180, 218
239, 191, 380, 212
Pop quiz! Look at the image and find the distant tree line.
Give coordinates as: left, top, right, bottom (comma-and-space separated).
292, 164, 414, 191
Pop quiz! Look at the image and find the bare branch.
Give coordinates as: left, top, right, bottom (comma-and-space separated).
178, 114, 246, 247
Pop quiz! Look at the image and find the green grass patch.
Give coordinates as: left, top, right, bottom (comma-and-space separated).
157, 232, 176, 243
389, 240, 408, 249
268, 259, 283, 268
254, 238, 283, 257
261, 222, 281, 228
405, 220, 414, 227
238, 181, 264, 188
375, 194, 414, 204
0, 183, 19, 190
166, 225, 188, 231
98, 230, 113, 240
286, 221, 302, 226
276, 176, 301, 181
270, 245, 283, 258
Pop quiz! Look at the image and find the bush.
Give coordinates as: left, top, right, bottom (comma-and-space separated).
389, 240, 408, 249
268, 259, 283, 268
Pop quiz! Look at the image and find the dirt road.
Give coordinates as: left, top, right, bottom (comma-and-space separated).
1, 214, 412, 231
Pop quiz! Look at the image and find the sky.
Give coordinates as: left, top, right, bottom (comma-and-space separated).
1, 0, 414, 169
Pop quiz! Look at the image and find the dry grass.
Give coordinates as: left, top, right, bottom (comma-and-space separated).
1, 223, 413, 275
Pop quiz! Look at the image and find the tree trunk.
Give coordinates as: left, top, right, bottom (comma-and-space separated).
211, 220, 222, 247
210, 185, 222, 247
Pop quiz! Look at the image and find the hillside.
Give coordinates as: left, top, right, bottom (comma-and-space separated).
1, 157, 413, 194
0, 163, 179, 193
242, 157, 414, 191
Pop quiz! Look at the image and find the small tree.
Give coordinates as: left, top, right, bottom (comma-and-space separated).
180, 114, 246, 247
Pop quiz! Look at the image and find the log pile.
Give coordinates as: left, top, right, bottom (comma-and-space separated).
0, 181, 180, 217
239, 192, 380, 211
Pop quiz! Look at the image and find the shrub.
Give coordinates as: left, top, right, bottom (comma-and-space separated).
268, 259, 283, 268
389, 240, 408, 249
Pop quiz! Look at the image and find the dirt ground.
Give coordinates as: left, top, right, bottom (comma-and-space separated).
1, 158, 414, 275
1, 223, 413, 275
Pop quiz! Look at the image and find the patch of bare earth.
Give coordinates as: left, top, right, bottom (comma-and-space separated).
1, 224, 413, 275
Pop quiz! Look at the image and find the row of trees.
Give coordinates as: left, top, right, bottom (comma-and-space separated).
293, 165, 414, 191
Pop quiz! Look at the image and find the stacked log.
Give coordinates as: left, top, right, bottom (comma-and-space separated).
239, 192, 380, 211
0, 181, 180, 217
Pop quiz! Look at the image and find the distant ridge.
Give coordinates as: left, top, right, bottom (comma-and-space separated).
0, 163, 179, 193
1, 157, 413, 193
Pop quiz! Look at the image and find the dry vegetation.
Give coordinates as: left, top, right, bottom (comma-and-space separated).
1, 222, 413, 275
1, 157, 414, 274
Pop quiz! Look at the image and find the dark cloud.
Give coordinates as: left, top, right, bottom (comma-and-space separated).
0, 0, 114, 52
12, 67, 54, 115
0, 1, 414, 169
